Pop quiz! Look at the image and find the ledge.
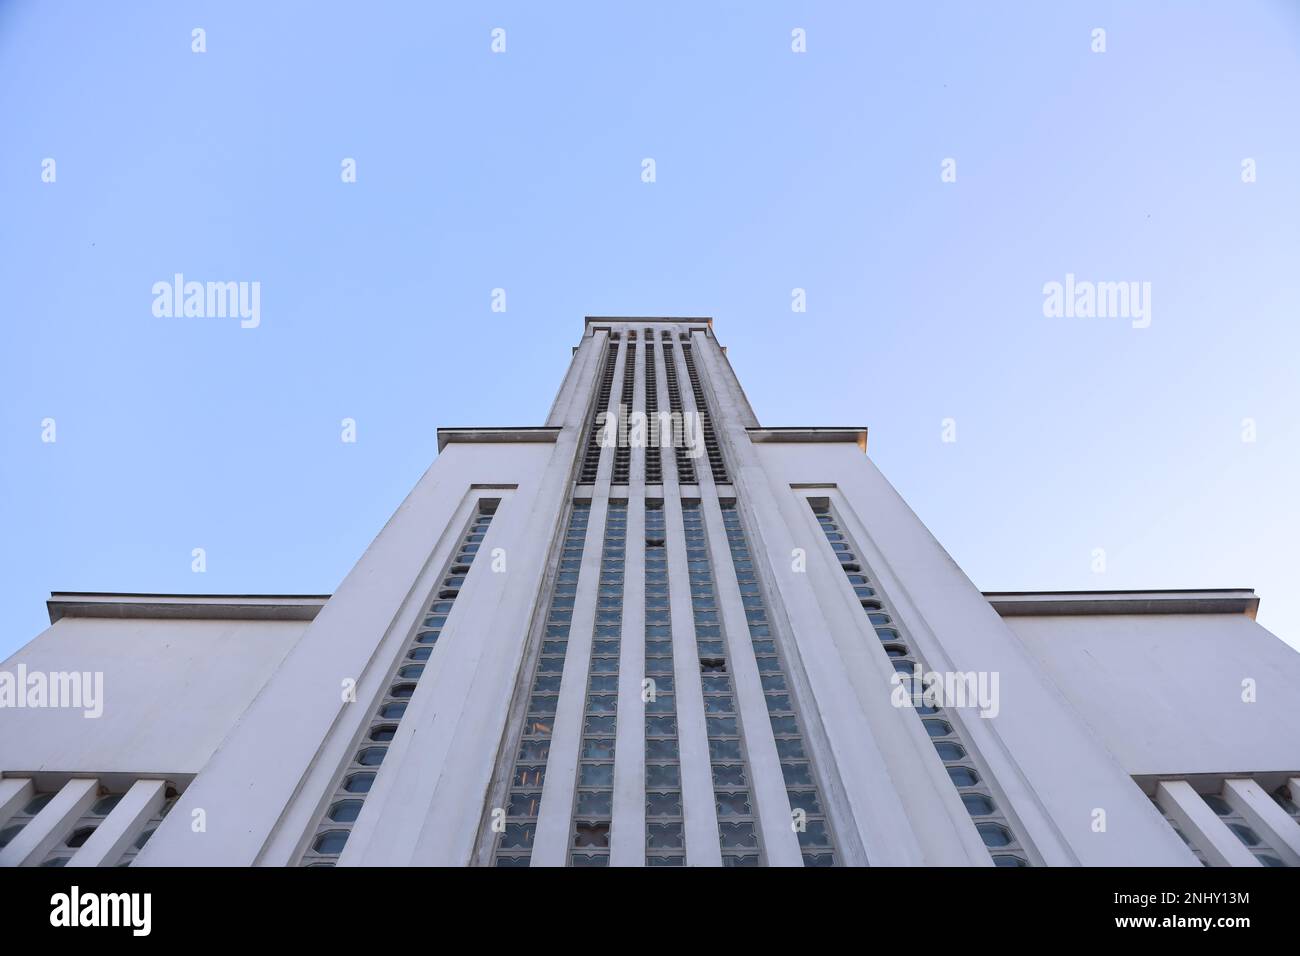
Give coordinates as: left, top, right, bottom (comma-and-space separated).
436, 426, 563, 453
47, 593, 330, 624
45, 586, 1262, 625
747, 427, 868, 452
983, 589, 1259, 618
585, 316, 712, 327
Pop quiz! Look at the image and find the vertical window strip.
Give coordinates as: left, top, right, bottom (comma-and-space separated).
643, 503, 683, 865
611, 343, 635, 484
643, 343, 662, 484
662, 343, 696, 484
579, 344, 618, 483
680, 502, 761, 864
302, 501, 498, 865
719, 504, 836, 866
494, 502, 591, 866
570, 502, 628, 866
808, 501, 1030, 866
681, 344, 729, 483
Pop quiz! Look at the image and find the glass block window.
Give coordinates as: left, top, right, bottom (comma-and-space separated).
809, 500, 1029, 866
569, 502, 628, 866
612, 347, 635, 485
681, 344, 728, 483
579, 344, 619, 483
680, 501, 759, 864
300, 500, 499, 866
494, 502, 592, 866
720, 503, 835, 866
643, 502, 683, 865
662, 344, 696, 484
644, 345, 662, 484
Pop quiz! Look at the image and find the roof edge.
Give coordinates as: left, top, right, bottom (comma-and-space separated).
747, 427, 868, 452
436, 426, 563, 453
45, 587, 1262, 626
47, 593, 329, 624
584, 316, 712, 326
984, 589, 1259, 618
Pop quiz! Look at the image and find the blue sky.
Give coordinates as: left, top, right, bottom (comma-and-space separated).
2, 0, 1298, 660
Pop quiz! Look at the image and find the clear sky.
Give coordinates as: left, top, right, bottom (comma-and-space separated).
2, 1, 1297, 662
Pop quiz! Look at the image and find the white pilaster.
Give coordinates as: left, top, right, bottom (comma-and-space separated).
1223, 778, 1300, 865
0, 778, 97, 867
657, 329, 721, 865
530, 495, 611, 865
0, 778, 34, 829
672, 339, 802, 866
611, 494, 646, 865
1157, 780, 1260, 867
68, 779, 166, 868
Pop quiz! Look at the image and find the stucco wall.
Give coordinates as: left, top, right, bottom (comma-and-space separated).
0, 617, 304, 776
1005, 613, 1300, 777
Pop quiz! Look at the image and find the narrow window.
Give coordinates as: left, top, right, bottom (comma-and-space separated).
299, 500, 500, 866
567, 502, 628, 864
493, 502, 592, 866
808, 499, 1027, 866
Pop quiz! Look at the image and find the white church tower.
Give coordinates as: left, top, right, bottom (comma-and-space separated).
3, 317, 1299, 867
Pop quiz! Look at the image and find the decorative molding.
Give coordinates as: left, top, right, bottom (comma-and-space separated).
985, 589, 1259, 618
436, 426, 563, 453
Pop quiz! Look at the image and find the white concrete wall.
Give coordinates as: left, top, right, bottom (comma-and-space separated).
0, 617, 303, 776
737, 438, 1195, 865
1005, 613, 1300, 777
10, 319, 1286, 868
133, 441, 573, 866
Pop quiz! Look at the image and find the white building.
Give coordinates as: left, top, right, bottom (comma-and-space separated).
2, 317, 1298, 867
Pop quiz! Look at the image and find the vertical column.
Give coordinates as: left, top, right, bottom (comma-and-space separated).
494, 503, 593, 865
611, 340, 647, 865
1223, 778, 1300, 865
531, 499, 610, 864
689, 333, 915, 866
68, 779, 166, 868
1157, 781, 1261, 867
567, 502, 628, 865
0, 778, 97, 867
629, 336, 645, 487
656, 329, 722, 865
641, 502, 685, 864
610, 497, 646, 865
670, 342, 801, 866
532, 339, 629, 864
0, 778, 34, 829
